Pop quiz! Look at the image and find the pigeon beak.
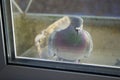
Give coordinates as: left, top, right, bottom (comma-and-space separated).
75, 24, 83, 31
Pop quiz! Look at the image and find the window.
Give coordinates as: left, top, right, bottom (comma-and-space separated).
1, 0, 120, 78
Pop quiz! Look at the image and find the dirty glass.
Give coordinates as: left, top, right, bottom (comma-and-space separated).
11, 0, 120, 68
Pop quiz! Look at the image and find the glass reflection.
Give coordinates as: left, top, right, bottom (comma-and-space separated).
11, 0, 120, 67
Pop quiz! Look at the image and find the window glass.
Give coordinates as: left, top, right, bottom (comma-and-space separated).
11, 0, 120, 68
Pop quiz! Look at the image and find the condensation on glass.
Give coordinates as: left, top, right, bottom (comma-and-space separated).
11, 0, 120, 68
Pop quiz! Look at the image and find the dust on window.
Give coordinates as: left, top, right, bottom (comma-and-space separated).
11, 0, 120, 68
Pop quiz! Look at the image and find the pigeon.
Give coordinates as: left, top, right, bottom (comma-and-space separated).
48, 16, 93, 62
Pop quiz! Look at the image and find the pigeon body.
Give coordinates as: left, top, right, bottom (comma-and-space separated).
48, 16, 93, 61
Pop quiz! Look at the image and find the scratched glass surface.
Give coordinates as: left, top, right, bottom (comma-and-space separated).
12, 0, 120, 67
